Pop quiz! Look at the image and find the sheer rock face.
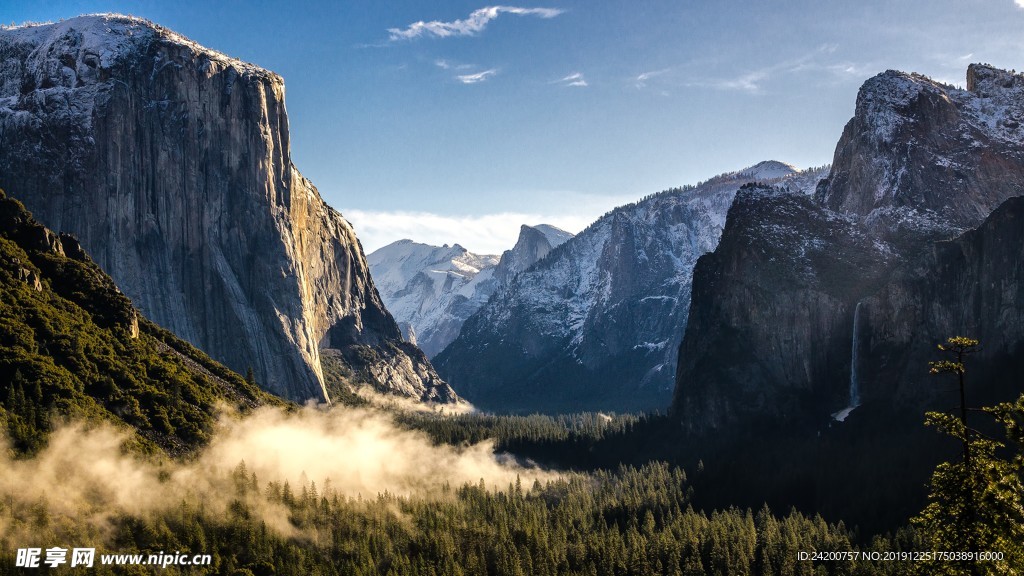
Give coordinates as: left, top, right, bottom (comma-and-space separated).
672, 185, 897, 432
673, 65, 1024, 433
492, 224, 573, 285
0, 15, 455, 403
862, 195, 1024, 404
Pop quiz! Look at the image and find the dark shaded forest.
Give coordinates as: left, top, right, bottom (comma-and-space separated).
0, 459, 924, 576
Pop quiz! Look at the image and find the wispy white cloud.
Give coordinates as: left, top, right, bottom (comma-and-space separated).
434, 59, 475, 71
554, 72, 588, 87
690, 47, 873, 94
435, 59, 498, 85
634, 68, 669, 89
456, 68, 498, 84
343, 210, 596, 254
1016, 0, 1024, 9
388, 6, 564, 41
709, 69, 770, 93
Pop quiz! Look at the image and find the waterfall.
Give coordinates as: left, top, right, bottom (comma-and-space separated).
848, 301, 862, 408
832, 302, 863, 422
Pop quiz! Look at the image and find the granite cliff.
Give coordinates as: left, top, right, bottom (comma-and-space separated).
0, 15, 455, 403
673, 64, 1024, 432
491, 224, 574, 285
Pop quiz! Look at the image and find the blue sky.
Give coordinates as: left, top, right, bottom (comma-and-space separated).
6, 1, 1024, 252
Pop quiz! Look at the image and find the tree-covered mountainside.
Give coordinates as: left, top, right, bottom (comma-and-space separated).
0, 188, 279, 456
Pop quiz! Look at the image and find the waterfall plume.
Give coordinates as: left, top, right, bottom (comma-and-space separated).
832, 302, 863, 422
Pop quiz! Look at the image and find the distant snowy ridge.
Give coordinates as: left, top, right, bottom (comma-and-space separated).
435, 162, 829, 412
369, 224, 573, 357
737, 160, 800, 180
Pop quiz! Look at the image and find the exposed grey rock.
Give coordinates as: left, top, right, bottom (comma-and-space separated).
16, 265, 42, 291
0, 15, 455, 403
673, 65, 1024, 433
816, 64, 1024, 246
492, 224, 573, 285
397, 321, 417, 346
860, 195, 1024, 406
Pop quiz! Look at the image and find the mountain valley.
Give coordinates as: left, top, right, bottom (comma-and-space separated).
0, 10, 1022, 575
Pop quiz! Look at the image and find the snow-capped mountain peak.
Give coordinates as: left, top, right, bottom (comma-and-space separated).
369, 223, 575, 357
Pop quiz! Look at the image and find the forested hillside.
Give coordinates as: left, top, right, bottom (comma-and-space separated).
0, 188, 277, 456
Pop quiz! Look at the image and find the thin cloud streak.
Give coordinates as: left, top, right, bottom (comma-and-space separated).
690, 47, 873, 94
457, 69, 497, 84
635, 68, 669, 89
435, 59, 474, 70
388, 6, 563, 41
555, 72, 588, 87
712, 70, 769, 93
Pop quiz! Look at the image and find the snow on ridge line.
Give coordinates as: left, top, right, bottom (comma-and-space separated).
736, 160, 799, 180
0, 13, 273, 78
854, 65, 1024, 147
486, 162, 832, 337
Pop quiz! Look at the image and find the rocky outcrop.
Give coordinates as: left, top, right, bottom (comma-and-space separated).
437, 163, 826, 413
816, 65, 1024, 246
0, 15, 455, 403
673, 65, 1024, 433
492, 224, 573, 285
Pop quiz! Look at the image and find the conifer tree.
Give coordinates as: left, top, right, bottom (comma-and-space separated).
915, 336, 1024, 575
